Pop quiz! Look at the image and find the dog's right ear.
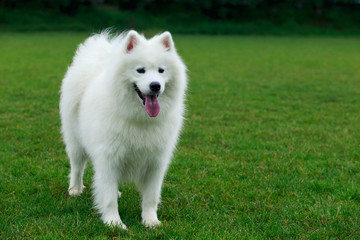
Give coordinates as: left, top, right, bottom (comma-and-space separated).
125, 30, 140, 53
158, 31, 174, 52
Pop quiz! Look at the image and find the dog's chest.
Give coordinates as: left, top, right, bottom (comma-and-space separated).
114, 127, 168, 182
107, 120, 170, 159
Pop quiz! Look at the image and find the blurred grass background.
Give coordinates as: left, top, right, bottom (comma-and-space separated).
0, 0, 360, 35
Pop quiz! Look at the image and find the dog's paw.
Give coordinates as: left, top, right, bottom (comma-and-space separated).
104, 218, 127, 230
142, 218, 161, 229
68, 185, 85, 196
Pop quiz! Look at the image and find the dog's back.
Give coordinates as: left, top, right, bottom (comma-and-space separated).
60, 33, 114, 123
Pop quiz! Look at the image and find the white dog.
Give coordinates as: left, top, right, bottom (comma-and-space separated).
60, 30, 187, 229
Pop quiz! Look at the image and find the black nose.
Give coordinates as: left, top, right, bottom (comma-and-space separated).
149, 82, 161, 92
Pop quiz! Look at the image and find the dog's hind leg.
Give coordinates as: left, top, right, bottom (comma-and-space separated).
67, 140, 87, 196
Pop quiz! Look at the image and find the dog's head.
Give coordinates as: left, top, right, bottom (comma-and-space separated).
119, 30, 179, 118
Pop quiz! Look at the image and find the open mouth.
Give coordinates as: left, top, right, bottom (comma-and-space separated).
134, 84, 160, 118
134, 84, 145, 105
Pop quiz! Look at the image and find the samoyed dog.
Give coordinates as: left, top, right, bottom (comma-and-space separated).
60, 30, 187, 229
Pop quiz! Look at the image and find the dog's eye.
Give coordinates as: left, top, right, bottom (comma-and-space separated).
158, 68, 165, 74
136, 68, 146, 74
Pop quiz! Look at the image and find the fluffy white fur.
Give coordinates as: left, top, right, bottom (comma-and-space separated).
60, 30, 187, 229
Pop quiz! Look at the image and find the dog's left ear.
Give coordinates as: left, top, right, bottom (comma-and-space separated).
159, 31, 174, 51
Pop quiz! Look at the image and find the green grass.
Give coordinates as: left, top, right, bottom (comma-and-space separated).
1, 32, 360, 239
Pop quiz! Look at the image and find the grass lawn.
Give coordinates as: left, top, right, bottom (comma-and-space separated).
1, 32, 360, 239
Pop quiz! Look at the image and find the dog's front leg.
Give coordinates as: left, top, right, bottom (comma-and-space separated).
138, 167, 166, 228
93, 160, 127, 230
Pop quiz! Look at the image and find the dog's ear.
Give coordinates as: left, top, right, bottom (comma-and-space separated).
125, 30, 140, 53
159, 31, 174, 51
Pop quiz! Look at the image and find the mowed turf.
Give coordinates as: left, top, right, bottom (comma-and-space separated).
1, 32, 359, 239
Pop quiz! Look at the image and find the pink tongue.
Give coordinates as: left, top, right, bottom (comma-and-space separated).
145, 95, 160, 117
